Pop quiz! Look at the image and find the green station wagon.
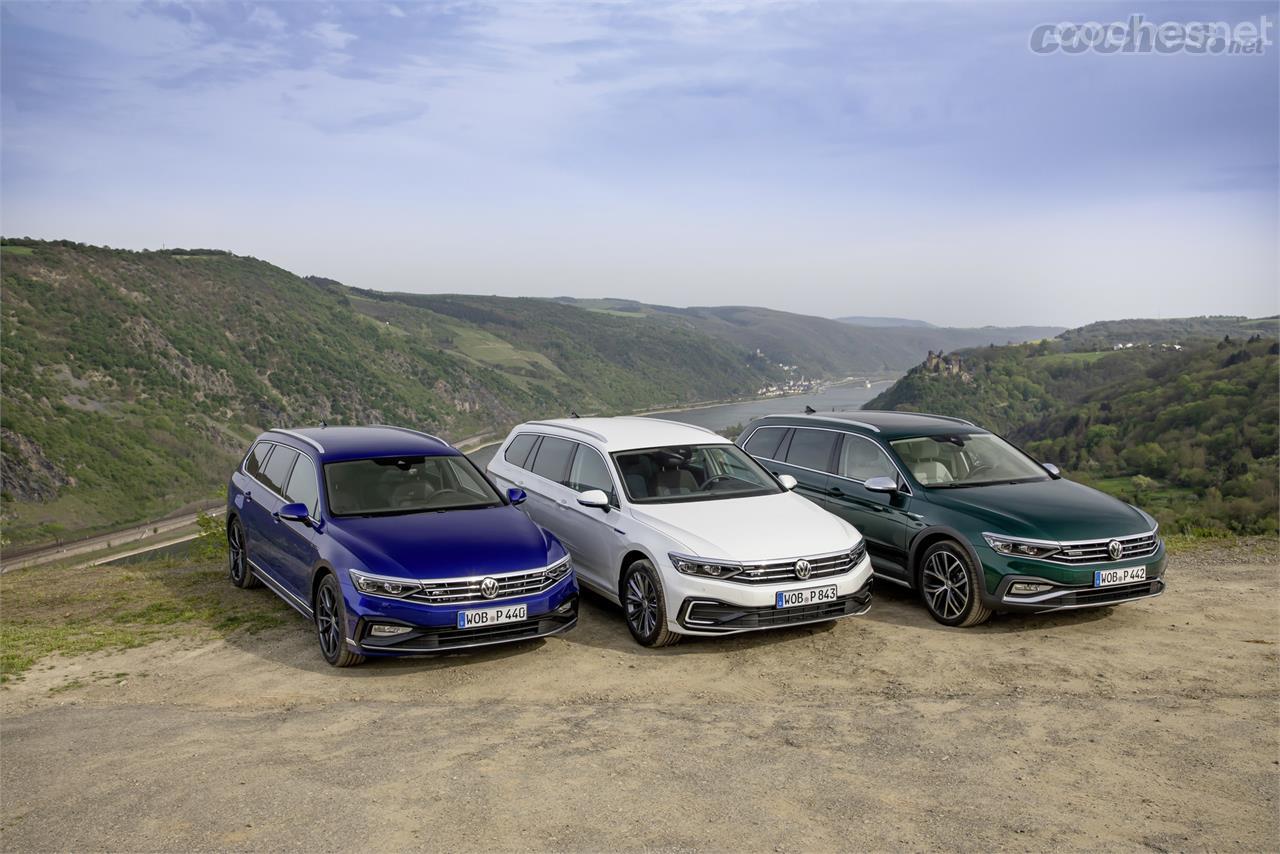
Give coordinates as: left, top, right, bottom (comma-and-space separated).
736, 411, 1166, 627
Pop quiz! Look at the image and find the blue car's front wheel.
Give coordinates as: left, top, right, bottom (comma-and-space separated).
315, 574, 365, 667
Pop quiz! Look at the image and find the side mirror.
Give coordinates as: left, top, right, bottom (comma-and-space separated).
276, 502, 312, 523
577, 489, 611, 509
507, 487, 527, 506
864, 476, 898, 494
777, 474, 798, 491
1042, 463, 1061, 477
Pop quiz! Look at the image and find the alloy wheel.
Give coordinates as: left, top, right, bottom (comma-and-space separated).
625, 570, 659, 638
228, 522, 246, 583
316, 583, 342, 660
922, 549, 970, 621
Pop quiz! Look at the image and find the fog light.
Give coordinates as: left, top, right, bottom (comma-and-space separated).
1009, 582, 1053, 595
369, 624, 412, 637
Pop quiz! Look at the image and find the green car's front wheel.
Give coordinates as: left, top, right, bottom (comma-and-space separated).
919, 541, 992, 628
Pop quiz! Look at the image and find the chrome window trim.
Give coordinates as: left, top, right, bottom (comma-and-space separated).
741, 424, 913, 496
242, 440, 319, 509
269, 428, 325, 454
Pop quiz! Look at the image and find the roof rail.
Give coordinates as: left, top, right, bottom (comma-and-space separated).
780, 414, 883, 434
371, 424, 447, 444
639, 417, 718, 436
525, 420, 608, 442
859, 409, 977, 428
269, 428, 325, 453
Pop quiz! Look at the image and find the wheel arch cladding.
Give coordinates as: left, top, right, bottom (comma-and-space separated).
909, 527, 983, 589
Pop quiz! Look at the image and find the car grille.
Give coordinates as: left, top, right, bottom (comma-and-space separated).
731, 544, 865, 584
407, 567, 558, 604
682, 579, 873, 630
1048, 531, 1160, 565
362, 609, 578, 651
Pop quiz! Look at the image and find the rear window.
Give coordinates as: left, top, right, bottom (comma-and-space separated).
504, 433, 538, 469
742, 426, 787, 460
259, 447, 299, 495
244, 442, 273, 480
784, 428, 838, 473
530, 436, 575, 484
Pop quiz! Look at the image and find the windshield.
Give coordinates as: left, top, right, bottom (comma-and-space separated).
612, 444, 783, 504
890, 433, 1050, 488
324, 455, 503, 516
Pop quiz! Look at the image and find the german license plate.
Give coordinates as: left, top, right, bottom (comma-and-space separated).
776, 585, 838, 608
1094, 566, 1146, 587
456, 603, 527, 629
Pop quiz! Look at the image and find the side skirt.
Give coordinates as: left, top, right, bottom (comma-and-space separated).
248, 559, 314, 619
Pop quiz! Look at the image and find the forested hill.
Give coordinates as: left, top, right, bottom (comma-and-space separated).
0, 241, 774, 547
868, 330, 1279, 534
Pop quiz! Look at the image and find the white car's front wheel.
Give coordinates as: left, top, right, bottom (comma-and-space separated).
622, 560, 680, 648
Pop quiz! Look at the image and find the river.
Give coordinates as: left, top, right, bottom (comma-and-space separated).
640, 379, 895, 434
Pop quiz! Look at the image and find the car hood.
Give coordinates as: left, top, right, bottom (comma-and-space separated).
628, 492, 860, 563
925, 477, 1154, 542
329, 505, 558, 579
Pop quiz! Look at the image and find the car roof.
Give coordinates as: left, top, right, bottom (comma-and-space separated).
261, 426, 458, 462
745, 410, 991, 441
515, 417, 727, 452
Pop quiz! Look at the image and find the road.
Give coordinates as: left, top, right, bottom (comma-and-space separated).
0, 507, 223, 573
2, 539, 1276, 851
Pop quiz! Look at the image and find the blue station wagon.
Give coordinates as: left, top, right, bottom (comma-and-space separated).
226, 425, 578, 666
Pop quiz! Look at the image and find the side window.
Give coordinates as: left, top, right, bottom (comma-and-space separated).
284, 458, 320, 516
244, 442, 273, 480
743, 426, 787, 460
504, 434, 537, 469
259, 446, 300, 495
784, 428, 838, 473
530, 436, 575, 484
567, 444, 616, 504
837, 435, 898, 482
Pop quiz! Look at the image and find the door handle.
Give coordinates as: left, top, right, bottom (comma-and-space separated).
243, 491, 254, 503
828, 486, 844, 497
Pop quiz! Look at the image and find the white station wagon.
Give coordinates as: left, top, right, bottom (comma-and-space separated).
486, 417, 873, 647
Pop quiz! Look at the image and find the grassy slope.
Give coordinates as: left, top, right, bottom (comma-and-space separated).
557, 297, 1063, 374
868, 335, 1279, 534
0, 242, 772, 547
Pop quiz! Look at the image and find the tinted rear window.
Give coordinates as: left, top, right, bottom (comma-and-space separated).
259, 447, 299, 495
743, 426, 787, 460
504, 433, 538, 468
784, 428, 838, 473
244, 442, 273, 480
530, 437, 575, 484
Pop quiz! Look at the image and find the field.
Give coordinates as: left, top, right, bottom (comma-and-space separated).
1, 538, 1277, 851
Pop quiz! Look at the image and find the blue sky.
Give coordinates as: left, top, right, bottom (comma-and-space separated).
2, 1, 1276, 326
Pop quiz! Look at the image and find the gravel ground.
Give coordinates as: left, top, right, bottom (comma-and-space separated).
2, 539, 1277, 852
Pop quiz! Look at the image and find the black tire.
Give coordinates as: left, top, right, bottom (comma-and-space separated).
314, 574, 365, 667
917, 540, 992, 628
621, 560, 681, 648
227, 518, 261, 589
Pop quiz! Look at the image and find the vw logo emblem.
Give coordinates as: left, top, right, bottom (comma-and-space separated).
479, 577, 500, 599
1107, 540, 1123, 561
795, 559, 812, 580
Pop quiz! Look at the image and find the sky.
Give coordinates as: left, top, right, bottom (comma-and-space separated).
2, 1, 1277, 327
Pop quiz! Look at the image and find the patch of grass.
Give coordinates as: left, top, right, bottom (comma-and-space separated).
1, 245, 35, 255
0, 556, 289, 682
1031, 350, 1111, 366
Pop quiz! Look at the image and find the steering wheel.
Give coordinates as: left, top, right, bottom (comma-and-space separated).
965, 461, 995, 479
424, 488, 468, 507
699, 475, 735, 492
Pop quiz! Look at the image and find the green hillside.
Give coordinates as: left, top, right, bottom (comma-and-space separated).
556, 298, 1062, 375
868, 330, 1279, 535
0, 241, 774, 547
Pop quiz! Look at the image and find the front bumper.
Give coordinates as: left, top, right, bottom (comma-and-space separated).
977, 542, 1168, 613
665, 554, 875, 636
345, 574, 579, 655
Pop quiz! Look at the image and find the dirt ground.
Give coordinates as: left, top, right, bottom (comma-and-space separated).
2, 540, 1277, 852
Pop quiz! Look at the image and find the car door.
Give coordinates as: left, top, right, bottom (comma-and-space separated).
825, 433, 914, 581
556, 442, 622, 591
250, 444, 300, 587
238, 441, 281, 576
277, 453, 323, 600
771, 426, 840, 505
523, 435, 576, 533
489, 433, 538, 495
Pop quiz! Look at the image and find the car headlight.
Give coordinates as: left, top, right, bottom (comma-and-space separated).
669, 553, 742, 579
545, 555, 572, 581
349, 569, 421, 599
982, 534, 1061, 559
850, 541, 868, 565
